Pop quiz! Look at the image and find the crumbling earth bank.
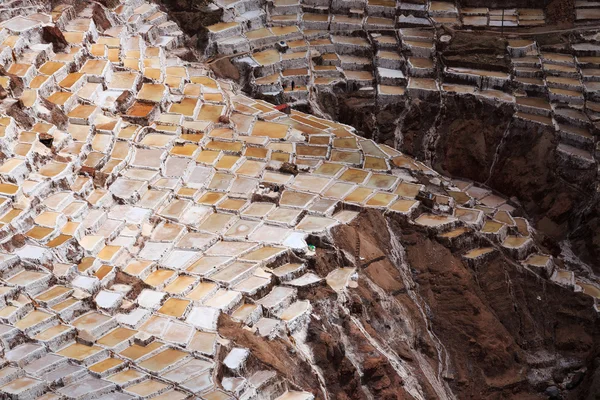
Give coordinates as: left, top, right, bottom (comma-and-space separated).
320, 211, 598, 399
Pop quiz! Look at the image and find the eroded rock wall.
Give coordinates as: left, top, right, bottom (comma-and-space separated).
151, 0, 223, 53
305, 211, 599, 399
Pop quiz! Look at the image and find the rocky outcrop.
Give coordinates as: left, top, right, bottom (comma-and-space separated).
442, 33, 510, 73
300, 211, 599, 399
152, 0, 223, 53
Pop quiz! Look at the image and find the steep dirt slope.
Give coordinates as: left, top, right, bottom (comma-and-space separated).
347, 212, 597, 399
217, 210, 599, 399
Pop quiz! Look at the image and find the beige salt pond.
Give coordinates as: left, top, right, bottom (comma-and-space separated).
7, 63, 33, 78
363, 156, 387, 170
246, 27, 274, 40
25, 226, 55, 241
232, 303, 259, 322
326, 268, 356, 291
252, 49, 280, 66
136, 84, 166, 103
344, 187, 374, 204
454, 208, 482, 225
138, 348, 189, 373
34, 324, 72, 342
240, 246, 285, 262
464, 247, 495, 259
524, 254, 551, 267
6, 270, 49, 287
185, 281, 219, 301
264, 207, 301, 225
314, 162, 345, 177
366, 192, 396, 207
144, 269, 176, 287
389, 199, 418, 213
578, 282, 600, 299
217, 197, 248, 212
71, 311, 112, 332
68, 104, 97, 121
35, 285, 72, 304
291, 175, 331, 193
481, 220, 505, 234
164, 275, 197, 295
344, 71, 374, 81
296, 215, 337, 232
448, 191, 471, 205
197, 104, 224, 122
408, 78, 438, 91
251, 121, 288, 139
97, 327, 136, 348
14, 309, 54, 331
394, 182, 422, 198
210, 261, 257, 285
280, 190, 316, 208
81, 59, 109, 75
206, 140, 243, 153
241, 202, 276, 219
225, 220, 260, 238
170, 98, 200, 117
502, 235, 530, 248
365, 173, 397, 189
198, 212, 235, 234
207, 21, 239, 32
339, 168, 369, 184
414, 214, 456, 228
296, 144, 327, 158
379, 85, 406, 96
89, 357, 124, 374
107, 368, 147, 385
196, 191, 225, 205
57, 342, 104, 362
0, 377, 44, 397
439, 226, 470, 239
158, 298, 191, 318
206, 241, 257, 257
552, 269, 575, 286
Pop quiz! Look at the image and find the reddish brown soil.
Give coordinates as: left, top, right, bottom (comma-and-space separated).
443, 33, 509, 72
209, 57, 240, 81
219, 314, 324, 397
547, 0, 575, 25
312, 211, 597, 399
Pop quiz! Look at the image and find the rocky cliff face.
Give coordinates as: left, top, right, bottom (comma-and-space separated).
150, 0, 223, 53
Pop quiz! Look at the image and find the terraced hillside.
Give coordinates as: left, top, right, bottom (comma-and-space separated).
192, 0, 600, 275
0, 0, 595, 400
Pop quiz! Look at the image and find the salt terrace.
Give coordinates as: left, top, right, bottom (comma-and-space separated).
203, 0, 600, 169
0, 0, 596, 399
206, 0, 549, 101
